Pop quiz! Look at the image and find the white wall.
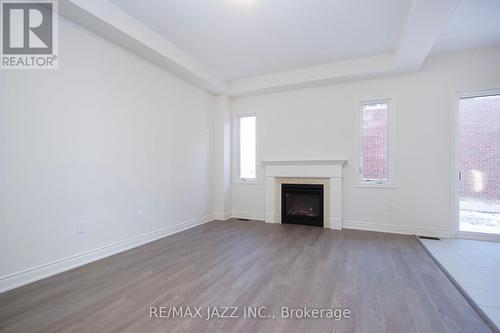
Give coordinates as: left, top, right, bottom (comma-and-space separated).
213, 95, 232, 220
0, 17, 215, 288
231, 46, 500, 236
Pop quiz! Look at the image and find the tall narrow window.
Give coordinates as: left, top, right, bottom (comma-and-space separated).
360, 101, 389, 184
238, 114, 256, 180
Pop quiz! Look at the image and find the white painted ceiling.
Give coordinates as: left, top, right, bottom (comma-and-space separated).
110, 0, 411, 79
110, 0, 500, 80
431, 0, 500, 54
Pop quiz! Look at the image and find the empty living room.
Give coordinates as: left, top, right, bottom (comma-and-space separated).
1, 0, 500, 332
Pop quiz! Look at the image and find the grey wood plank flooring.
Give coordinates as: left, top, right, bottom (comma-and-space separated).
0, 219, 492, 333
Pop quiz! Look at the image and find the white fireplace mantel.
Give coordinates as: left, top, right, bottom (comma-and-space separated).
262, 159, 346, 230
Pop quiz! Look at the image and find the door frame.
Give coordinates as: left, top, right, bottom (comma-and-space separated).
452, 87, 500, 242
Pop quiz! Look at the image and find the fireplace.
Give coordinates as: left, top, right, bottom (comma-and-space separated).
281, 184, 324, 227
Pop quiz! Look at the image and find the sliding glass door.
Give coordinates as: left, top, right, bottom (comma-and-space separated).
458, 93, 500, 235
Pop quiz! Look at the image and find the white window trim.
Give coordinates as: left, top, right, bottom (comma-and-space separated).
357, 98, 395, 187
233, 112, 258, 184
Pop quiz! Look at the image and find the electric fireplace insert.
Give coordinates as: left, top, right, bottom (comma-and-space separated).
281, 183, 324, 227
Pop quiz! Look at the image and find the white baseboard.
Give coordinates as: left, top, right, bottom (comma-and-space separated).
214, 212, 232, 221
1, 214, 452, 293
232, 211, 265, 221
227, 214, 451, 238
343, 220, 452, 238
0, 214, 214, 294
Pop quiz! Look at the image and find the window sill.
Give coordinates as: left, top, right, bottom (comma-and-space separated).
233, 179, 260, 185
356, 184, 396, 189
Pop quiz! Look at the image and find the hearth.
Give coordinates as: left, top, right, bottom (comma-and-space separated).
281, 183, 324, 227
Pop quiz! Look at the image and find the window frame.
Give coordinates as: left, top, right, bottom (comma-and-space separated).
358, 99, 393, 187
234, 113, 258, 184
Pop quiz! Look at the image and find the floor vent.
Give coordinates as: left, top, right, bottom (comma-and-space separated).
419, 236, 440, 240
237, 218, 250, 221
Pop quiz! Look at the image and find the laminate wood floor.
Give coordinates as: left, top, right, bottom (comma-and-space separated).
0, 219, 492, 333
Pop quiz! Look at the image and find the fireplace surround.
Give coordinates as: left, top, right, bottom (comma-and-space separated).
263, 159, 346, 229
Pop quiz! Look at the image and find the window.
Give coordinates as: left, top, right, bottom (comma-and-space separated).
237, 114, 256, 180
360, 101, 389, 184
